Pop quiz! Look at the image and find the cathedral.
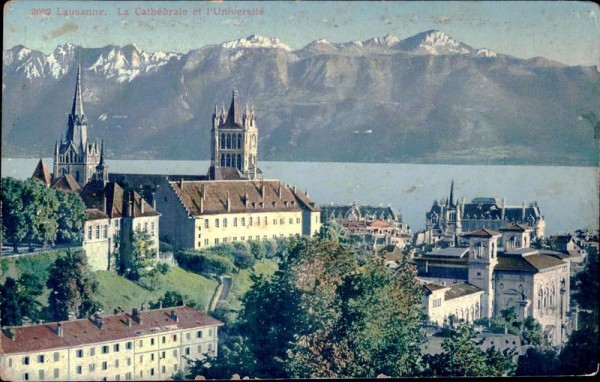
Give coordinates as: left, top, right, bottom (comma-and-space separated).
31, 61, 159, 271
208, 90, 262, 180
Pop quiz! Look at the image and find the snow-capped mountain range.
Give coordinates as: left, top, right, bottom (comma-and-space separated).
3, 30, 598, 165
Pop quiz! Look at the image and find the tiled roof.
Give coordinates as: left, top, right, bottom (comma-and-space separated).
423, 283, 448, 293
0, 307, 222, 354
85, 208, 108, 221
496, 252, 565, 272
170, 180, 319, 216
428, 199, 542, 223
499, 223, 534, 232
321, 204, 399, 222
368, 220, 394, 228
31, 159, 52, 187
462, 228, 501, 238
445, 283, 483, 300
51, 174, 81, 193
80, 182, 159, 219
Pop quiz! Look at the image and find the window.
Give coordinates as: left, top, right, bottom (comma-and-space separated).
38, 355, 45, 363
90, 347, 95, 356
433, 298, 442, 308
173, 349, 178, 357
233, 237, 237, 242
150, 368, 155, 376
185, 347, 190, 356
161, 351, 166, 359
151, 354, 155, 361
173, 334, 177, 341
136, 223, 141, 231
88, 226, 92, 240
174, 364, 178, 372
144, 222, 148, 232
76, 366, 82, 374
215, 238, 219, 245
127, 358, 131, 366
223, 218, 228, 228
39, 370, 45, 380
151, 222, 155, 236
249, 217, 253, 226
126, 341, 132, 350
273, 219, 277, 225
241, 217, 245, 226
126, 372, 132, 380
139, 340, 143, 347
233, 218, 238, 227
297, 218, 301, 224
53, 352, 59, 362
215, 218, 220, 228
162, 336, 166, 344
197, 330, 203, 338
24, 373, 29, 381
103, 225, 108, 238
102, 361, 108, 370
114, 343, 120, 352
102, 345, 109, 354
162, 366, 166, 374
289, 218, 293, 224
204, 239, 209, 246
150, 338, 155, 345
280, 218, 284, 225
186, 333, 191, 340
115, 375, 120, 381
115, 360, 119, 367
89, 364, 95, 372
197, 345, 202, 352
76, 350, 83, 358
208, 344, 214, 353
264, 217, 267, 225
223, 237, 228, 243
96, 225, 100, 239
139, 355, 143, 363
208, 329, 213, 337
54, 369, 59, 378
241, 236, 245, 241
205, 220, 209, 229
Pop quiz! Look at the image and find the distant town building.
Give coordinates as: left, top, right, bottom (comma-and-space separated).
416, 181, 545, 246
30, 64, 160, 271
156, 90, 320, 250
416, 225, 571, 346
0, 306, 222, 381
321, 202, 412, 250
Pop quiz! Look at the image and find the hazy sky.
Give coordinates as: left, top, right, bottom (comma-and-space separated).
3, 1, 599, 66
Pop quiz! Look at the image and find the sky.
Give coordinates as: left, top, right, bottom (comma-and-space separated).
3, 1, 599, 66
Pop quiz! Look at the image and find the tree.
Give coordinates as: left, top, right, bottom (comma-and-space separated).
122, 229, 157, 281
516, 347, 558, 376
521, 316, 546, 346
0, 278, 22, 326
55, 190, 86, 244
1, 178, 28, 251
47, 250, 99, 321
0, 273, 44, 327
21, 179, 59, 247
423, 325, 516, 377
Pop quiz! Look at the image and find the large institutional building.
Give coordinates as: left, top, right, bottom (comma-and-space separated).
0, 306, 222, 381
156, 91, 321, 249
417, 224, 571, 346
417, 181, 545, 246
31, 61, 160, 271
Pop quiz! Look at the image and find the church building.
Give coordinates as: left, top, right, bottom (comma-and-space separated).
31, 60, 159, 271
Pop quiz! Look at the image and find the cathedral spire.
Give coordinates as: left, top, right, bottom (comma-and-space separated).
71, 53, 85, 117
226, 89, 242, 126
449, 179, 455, 207
99, 139, 105, 165
66, 52, 88, 153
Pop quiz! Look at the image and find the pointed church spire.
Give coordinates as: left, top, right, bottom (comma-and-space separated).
449, 179, 455, 207
99, 139, 105, 165
226, 89, 242, 126
71, 52, 85, 117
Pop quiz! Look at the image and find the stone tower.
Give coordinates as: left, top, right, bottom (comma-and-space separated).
464, 228, 501, 319
53, 58, 101, 187
208, 90, 261, 180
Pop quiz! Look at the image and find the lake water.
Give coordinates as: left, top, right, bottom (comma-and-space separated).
2, 158, 598, 236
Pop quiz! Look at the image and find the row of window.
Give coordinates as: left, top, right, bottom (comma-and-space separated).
203, 216, 301, 229
200, 233, 297, 247
136, 221, 156, 237
87, 224, 109, 241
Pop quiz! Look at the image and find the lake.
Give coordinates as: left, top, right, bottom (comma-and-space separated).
2, 158, 598, 236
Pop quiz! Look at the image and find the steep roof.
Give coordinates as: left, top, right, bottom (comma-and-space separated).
445, 283, 483, 300
31, 159, 52, 187
0, 307, 222, 355
79, 182, 159, 219
169, 180, 319, 216
51, 174, 81, 193
85, 208, 108, 221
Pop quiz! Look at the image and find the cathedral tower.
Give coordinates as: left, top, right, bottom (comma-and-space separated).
208, 90, 261, 180
53, 58, 102, 187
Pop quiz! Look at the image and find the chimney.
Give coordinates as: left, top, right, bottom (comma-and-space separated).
278, 184, 282, 200
126, 318, 132, 327
260, 183, 265, 200
132, 308, 140, 323
140, 198, 145, 214
56, 322, 64, 337
170, 310, 179, 322
521, 201, 526, 221
226, 191, 231, 212
103, 195, 107, 214
180, 178, 184, 188
152, 191, 157, 210
305, 188, 309, 198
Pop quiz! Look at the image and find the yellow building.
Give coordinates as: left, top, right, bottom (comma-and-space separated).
156, 179, 321, 249
0, 307, 222, 381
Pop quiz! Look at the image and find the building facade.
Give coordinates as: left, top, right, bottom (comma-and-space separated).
419, 181, 545, 246
156, 179, 321, 250
0, 307, 222, 381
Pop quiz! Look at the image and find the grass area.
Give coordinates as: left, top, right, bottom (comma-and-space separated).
225, 259, 279, 311
94, 266, 218, 314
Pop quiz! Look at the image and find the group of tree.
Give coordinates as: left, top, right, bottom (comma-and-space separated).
0, 273, 44, 326
1, 177, 85, 251
119, 229, 159, 281
186, 234, 516, 379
